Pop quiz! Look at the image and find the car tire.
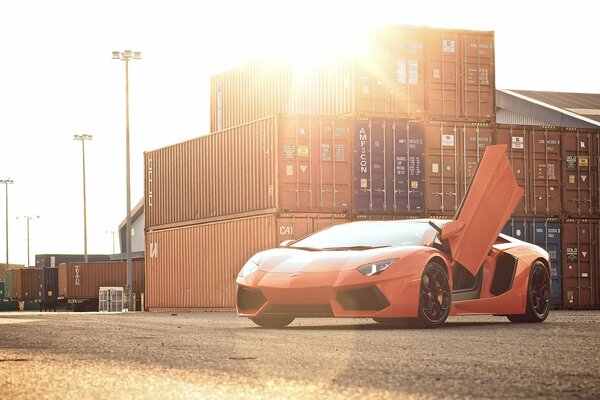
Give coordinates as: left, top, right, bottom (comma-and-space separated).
250, 316, 295, 328
415, 261, 451, 329
507, 261, 550, 323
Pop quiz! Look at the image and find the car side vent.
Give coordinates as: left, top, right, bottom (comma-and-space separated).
237, 287, 266, 311
337, 286, 390, 311
490, 253, 517, 296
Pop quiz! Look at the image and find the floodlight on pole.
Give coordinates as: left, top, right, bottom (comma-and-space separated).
73, 133, 93, 263
112, 49, 141, 311
0, 178, 14, 270
17, 215, 39, 267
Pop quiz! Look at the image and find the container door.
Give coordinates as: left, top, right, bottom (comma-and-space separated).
279, 118, 314, 211
562, 129, 593, 216
530, 127, 562, 215
502, 217, 527, 241
494, 126, 529, 215
461, 32, 495, 120
425, 124, 459, 215
441, 145, 523, 275
390, 27, 425, 117
562, 219, 594, 308
529, 219, 562, 305
391, 120, 424, 212
425, 30, 461, 119
459, 125, 494, 202
353, 119, 388, 212
314, 118, 352, 212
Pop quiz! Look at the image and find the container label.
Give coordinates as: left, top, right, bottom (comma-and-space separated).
432, 163, 439, 173
569, 175, 575, 184
579, 156, 589, 167
566, 247, 578, 261
335, 144, 345, 162
74, 265, 81, 286
321, 144, 332, 161
408, 60, 419, 85
443, 40, 455, 53
479, 68, 489, 85
298, 145, 309, 157
566, 155, 577, 169
283, 145, 296, 159
512, 136, 524, 149
397, 59, 406, 84
360, 178, 368, 188
411, 181, 419, 189
441, 134, 455, 147
286, 165, 294, 176
433, 69, 441, 80
358, 127, 368, 174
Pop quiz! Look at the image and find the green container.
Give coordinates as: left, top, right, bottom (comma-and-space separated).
0, 282, 18, 311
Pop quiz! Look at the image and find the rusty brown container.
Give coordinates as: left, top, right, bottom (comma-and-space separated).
495, 125, 562, 216
562, 128, 598, 216
424, 29, 495, 122
423, 121, 494, 215
210, 26, 494, 132
58, 261, 144, 301
210, 58, 353, 132
145, 212, 349, 310
561, 219, 599, 309
8, 268, 36, 301
145, 115, 353, 230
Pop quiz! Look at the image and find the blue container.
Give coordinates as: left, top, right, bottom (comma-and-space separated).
354, 118, 424, 214
503, 218, 562, 305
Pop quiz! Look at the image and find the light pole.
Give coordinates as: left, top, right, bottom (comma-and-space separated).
105, 230, 116, 254
17, 215, 39, 267
73, 134, 93, 262
112, 49, 141, 311
1, 178, 14, 270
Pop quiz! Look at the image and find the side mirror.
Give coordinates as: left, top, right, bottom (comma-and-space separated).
279, 240, 295, 247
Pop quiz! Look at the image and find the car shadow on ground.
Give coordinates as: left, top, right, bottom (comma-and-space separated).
246, 320, 513, 331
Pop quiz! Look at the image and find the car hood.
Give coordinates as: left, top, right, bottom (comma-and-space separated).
254, 246, 427, 274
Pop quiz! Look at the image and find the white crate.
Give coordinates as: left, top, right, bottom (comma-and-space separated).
98, 287, 124, 312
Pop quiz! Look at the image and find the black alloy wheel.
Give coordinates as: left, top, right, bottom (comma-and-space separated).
507, 261, 550, 323
417, 262, 451, 328
250, 315, 295, 329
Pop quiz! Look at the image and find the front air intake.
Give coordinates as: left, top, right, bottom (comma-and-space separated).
237, 287, 266, 311
337, 286, 390, 311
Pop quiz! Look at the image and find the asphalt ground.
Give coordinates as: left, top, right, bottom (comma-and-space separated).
0, 310, 599, 399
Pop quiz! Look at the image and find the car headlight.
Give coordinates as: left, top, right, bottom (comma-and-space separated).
238, 259, 259, 278
356, 258, 398, 276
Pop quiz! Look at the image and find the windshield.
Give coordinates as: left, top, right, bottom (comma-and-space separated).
290, 221, 434, 250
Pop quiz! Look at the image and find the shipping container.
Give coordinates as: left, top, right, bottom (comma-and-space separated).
210, 26, 495, 132
561, 219, 599, 309
502, 218, 562, 305
145, 212, 349, 310
561, 128, 598, 216
0, 282, 18, 310
145, 115, 353, 230
353, 118, 425, 214
423, 121, 494, 215
495, 125, 562, 216
35, 254, 112, 269
58, 261, 144, 309
210, 58, 353, 132
35, 268, 58, 310
3, 268, 36, 301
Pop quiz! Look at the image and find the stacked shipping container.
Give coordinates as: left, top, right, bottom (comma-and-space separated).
210, 26, 495, 132
146, 24, 600, 310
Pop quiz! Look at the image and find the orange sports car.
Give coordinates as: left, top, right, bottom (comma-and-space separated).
236, 145, 552, 328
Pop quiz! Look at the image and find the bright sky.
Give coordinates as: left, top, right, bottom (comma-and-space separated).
0, 0, 598, 266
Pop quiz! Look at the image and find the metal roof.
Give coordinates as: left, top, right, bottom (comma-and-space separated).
497, 89, 600, 128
